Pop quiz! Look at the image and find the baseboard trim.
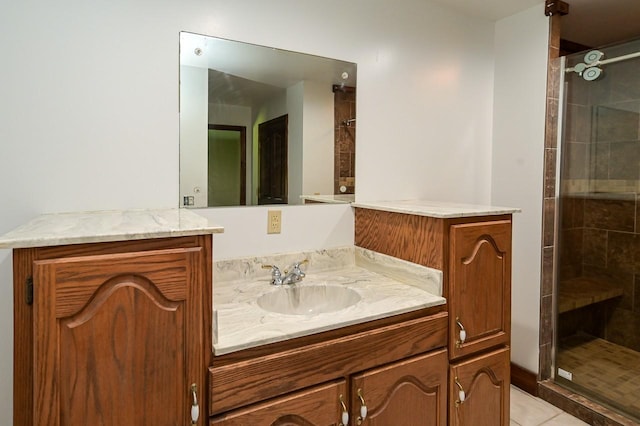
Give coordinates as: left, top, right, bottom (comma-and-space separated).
511, 362, 538, 397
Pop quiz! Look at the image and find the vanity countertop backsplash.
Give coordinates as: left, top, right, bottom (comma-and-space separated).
213, 246, 445, 355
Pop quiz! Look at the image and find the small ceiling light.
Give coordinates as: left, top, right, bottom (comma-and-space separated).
194, 48, 203, 56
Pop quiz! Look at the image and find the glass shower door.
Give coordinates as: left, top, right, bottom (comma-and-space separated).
555, 37, 640, 421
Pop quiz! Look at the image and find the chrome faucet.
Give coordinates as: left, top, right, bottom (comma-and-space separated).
262, 259, 308, 285
261, 264, 283, 285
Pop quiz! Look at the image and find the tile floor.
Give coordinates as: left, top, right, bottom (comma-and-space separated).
511, 385, 588, 426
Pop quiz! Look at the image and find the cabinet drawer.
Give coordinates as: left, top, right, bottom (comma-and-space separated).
210, 380, 347, 426
210, 311, 447, 415
449, 220, 511, 359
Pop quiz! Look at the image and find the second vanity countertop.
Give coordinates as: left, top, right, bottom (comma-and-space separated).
213, 246, 445, 355
351, 199, 520, 218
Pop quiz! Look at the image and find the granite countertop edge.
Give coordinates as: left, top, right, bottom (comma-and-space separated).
0, 208, 224, 249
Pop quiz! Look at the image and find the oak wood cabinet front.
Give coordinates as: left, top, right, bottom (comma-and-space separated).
351, 349, 448, 426
211, 350, 448, 426
14, 236, 211, 426
210, 380, 347, 426
448, 220, 511, 360
354, 209, 514, 425
449, 347, 510, 426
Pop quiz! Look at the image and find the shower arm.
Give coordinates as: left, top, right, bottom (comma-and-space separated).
566, 50, 640, 73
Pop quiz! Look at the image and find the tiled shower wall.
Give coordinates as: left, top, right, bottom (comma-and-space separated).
334, 87, 356, 194
539, 13, 561, 381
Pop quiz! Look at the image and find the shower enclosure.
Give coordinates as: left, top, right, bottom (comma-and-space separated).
555, 37, 640, 421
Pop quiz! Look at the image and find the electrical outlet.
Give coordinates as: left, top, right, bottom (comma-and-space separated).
267, 210, 282, 234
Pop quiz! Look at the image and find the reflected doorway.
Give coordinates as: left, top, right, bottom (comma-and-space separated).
258, 115, 288, 205
207, 125, 246, 206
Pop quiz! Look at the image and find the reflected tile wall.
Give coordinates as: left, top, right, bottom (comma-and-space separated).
334, 87, 356, 194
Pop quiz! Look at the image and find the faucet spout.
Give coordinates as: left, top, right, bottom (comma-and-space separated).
263, 260, 308, 285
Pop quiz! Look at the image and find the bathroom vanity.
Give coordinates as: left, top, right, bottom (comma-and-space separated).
207, 200, 516, 426
0, 209, 223, 426
209, 247, 448, 425
353, 200, 516, 425
1, 201, 516, 425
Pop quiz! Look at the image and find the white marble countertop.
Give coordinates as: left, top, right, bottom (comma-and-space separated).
300, 194, 355, 204
213, 246, 444, 355
0, 208, 224, 249
351, 199, 520, 218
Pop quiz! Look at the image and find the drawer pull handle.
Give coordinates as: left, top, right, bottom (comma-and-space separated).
454, 377, 466, 406
356, 388, 368, 424
339, 394, 349, 426
456, 317, 467, 348
190, 383, 199, 424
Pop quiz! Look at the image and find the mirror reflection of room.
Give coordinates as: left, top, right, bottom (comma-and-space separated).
179, 32, 357, 208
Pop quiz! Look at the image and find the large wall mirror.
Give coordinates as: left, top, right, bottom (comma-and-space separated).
179, 32, 357, 208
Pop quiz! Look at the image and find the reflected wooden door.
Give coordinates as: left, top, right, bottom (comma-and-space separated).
258, 115, 288, 204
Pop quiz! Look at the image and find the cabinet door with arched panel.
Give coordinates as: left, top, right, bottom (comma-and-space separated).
448, 220, 512, 360
32, 245, 207, 426
449, 347, 510, 426
350, 349, 448, 426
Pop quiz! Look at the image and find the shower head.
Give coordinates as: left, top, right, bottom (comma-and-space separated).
566, 48, 640, 82
582, 67, 602, 81
584, 50, 604, 65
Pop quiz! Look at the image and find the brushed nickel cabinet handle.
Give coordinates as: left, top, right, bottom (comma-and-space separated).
356, 388, 368, 425
191, 383, 199, 424
339, 394, 349, 426
454, 377, 466, 406
456, 317, 467, 348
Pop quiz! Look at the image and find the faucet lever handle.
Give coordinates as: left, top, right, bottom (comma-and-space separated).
262, 264, 283, 285
261, 264, 280, 273
292, 259, 309, 270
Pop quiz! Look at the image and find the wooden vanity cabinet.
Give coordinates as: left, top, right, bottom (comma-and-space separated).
355, 209, 513, 425
13, 235, 212, 426
210, 350, 448, 426
209, 310, 448, 425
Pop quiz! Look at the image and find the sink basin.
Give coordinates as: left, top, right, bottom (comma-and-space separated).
257, 285, 361, 315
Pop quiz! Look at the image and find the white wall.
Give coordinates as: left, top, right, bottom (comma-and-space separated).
0, 0, 545, 422
180, 65, 209, 207
303, 81, 335, 197
355, 5, 496, 204
208, 103, 253, 205
287, 83, 304, 204
198, 204, 354, 260
492, 4, 549, 373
